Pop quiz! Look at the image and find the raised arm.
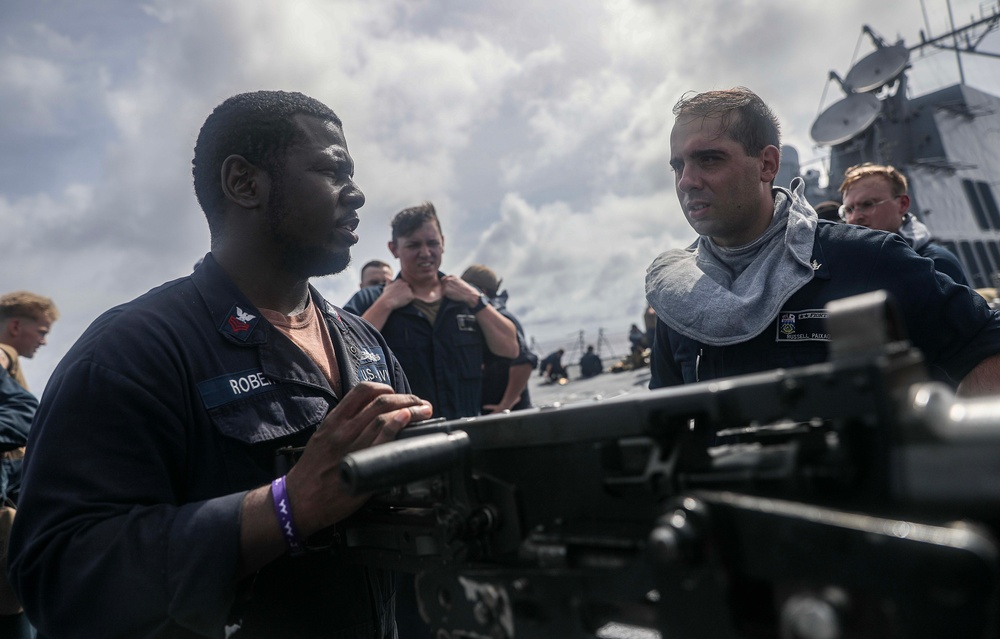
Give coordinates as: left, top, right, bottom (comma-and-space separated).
356, 280, 414, 331
441, 276, 517, 358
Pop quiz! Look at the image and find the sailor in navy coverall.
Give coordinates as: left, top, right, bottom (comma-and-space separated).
650, 220, 1000, 387
345, 203, 518, 421
8, 91, 432, 638
647, 87, 1000, 395
346, 277, 491, 419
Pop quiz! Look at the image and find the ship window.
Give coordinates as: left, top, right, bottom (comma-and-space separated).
988, 242, 1000, 276
959, 241, 988, 287
962, 179, 993, 230
978, 182, 1000, 229
974, 242, 994, 282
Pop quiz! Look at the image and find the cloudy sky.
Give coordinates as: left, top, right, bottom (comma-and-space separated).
3, 0, 1000, 392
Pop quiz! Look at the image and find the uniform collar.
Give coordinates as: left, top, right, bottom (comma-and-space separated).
310, 285, 350, 336
191, 253, 270, 345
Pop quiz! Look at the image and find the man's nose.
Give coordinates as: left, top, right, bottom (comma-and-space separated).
343, 181, 365, 209
676, 166, 700, 193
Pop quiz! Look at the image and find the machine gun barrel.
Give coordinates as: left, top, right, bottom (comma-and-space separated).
908, 381, 1000, 441
341, 431, 471, 495
327, 292, 1000, 638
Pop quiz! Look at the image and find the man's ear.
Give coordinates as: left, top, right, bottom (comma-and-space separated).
898, 193, 911, 217
5, 318, 20, 338
759, 145, 780, 183
388, 240, 399, 259
221, 155, 267, 209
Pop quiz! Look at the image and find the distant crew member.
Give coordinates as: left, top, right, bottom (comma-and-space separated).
345, 203, 518, 420
579, 345, 603, 378
539, 348, 567, 383
359, 259, 393, 289
0, 291, 59, 391
813, 200, 842, 223
839, 163, 970, 286
461, 264, 537, 413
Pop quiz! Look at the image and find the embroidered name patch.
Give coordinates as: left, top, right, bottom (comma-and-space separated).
198, 368, 276, 409
775, 309, 829, 342
355, 345, 392, 383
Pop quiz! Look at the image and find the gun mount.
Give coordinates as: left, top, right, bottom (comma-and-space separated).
312, 291, 1000, 638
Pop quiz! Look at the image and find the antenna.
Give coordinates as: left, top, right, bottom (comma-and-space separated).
810, 93, 882, 146
843, 43, 910, 93
811, 24, 909, 147
946, 0, 966, 85
596, 328, 617, 360
566, 329, 586, 366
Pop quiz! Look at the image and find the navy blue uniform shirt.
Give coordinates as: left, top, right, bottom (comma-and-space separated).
9, 254, 408, 639
917, 240, 970, 287
346, 274, 489, 420
651, 222, 1000, 388
480, 293, 536, 412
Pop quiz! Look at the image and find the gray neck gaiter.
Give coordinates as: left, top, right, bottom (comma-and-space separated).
645, 179, 818, 346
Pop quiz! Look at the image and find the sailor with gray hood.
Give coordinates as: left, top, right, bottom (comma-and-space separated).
646, 87, 1000, 394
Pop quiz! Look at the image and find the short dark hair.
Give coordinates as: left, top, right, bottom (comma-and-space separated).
192, 91, 342, 233
361, 259, 391, 272
461, 264, 501, 298
672, 86, 781, 157
390, 202, 441, 241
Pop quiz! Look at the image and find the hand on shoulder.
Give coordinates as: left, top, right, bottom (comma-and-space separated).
440, 275, 480, 306
378, 279, 415, 310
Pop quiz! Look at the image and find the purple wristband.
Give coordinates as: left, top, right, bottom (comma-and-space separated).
271, 475, 306, 556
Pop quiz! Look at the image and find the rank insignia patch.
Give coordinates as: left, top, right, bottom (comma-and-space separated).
221, 304, 260, 341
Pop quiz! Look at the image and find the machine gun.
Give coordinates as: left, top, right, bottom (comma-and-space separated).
322, 291, 1000, 638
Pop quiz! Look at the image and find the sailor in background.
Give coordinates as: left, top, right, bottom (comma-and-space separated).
461, 264, 537, 413
839, 163, 970, 286
345, 203, 518, 421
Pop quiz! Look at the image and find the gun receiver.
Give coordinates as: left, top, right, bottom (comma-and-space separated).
329, 291, 1000, 638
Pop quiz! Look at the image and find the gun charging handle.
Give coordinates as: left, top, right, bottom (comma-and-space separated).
341, 431, 471, 495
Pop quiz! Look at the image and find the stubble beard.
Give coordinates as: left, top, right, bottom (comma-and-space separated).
267, 180, 353, 279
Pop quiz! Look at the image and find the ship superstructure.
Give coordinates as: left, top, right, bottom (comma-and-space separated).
788, 4, 1000, 288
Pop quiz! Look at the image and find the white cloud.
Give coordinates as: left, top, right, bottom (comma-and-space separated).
454, 188, 687, 345
2, 0, 999, 392
0, 54, 67, 132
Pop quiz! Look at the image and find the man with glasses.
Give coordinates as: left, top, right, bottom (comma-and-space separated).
839, 163, 969, 286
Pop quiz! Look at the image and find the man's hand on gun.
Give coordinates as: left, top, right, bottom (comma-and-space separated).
288, 382, 433, 536
239, 382, 431, 576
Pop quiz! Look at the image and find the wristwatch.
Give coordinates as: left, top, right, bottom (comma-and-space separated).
471, 294, 489, 313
